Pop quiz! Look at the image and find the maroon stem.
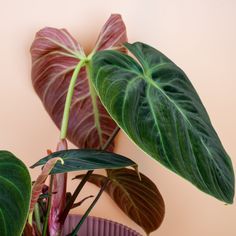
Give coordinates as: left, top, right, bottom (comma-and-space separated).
48, 139, 68, 236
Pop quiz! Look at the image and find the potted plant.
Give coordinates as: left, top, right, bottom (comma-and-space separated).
0, 14, 234, 236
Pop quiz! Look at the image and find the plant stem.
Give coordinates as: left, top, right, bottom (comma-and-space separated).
48, 141, 68, 236
102, 126, 120, 150
60, 59, 86, 139
34, 203, 42, 234
42, 175, 54, 236
54, 60, 85, 234
59, 170, 93, 224
49, 59, 85, 235
28, 212, 33, 226
58, 55, 120, 230
71, 195, 94, 209
59, 126, 120, 224
68, 178, 110, 236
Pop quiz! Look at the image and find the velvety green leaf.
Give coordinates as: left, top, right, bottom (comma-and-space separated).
75, 168, 165, 235
90, 42, 235, 203
31, 149, 136, 174
0, 151, 31, 236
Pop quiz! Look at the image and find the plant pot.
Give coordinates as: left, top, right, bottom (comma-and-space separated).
62, 214, 142, 236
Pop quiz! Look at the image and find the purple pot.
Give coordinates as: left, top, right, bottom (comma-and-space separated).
62, 214, 142, 236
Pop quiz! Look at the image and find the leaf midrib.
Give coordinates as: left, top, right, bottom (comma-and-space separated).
131, 62, 225, 187
86, 63, 103, 147
110, 178, 144, 226
144, 72, 192, 127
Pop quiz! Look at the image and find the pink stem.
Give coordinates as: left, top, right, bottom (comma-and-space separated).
48, 139, 68, 236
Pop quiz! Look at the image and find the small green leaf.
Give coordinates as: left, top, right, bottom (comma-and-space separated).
75, 169, 165, 235
90, 42, 235, 203
31, 149, 136, 174
0, 151, 31, 236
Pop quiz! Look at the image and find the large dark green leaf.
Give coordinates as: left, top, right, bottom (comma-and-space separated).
75, 168, 165, 235
90, 42, 235, 203
0, 151, 31, 236
31, 149, 136, 174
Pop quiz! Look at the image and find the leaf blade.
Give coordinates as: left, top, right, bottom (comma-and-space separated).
31, 149, 136, 174
0, 151, 31, 236
93, 14, 127, 52
30, 14, 127, 151
90, 42, 235, 203
76, 169, 165, 234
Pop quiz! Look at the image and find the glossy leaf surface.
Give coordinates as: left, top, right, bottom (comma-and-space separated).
31, 14, 127, 150
0, 151, 31, 236
75, 169, 165, 234
90, 42, 235, 203
31, 149, 136, 174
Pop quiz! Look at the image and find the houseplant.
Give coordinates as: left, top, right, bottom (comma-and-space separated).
0, 13, 234, 236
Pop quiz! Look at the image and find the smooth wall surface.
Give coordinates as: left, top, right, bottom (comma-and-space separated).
0, 0, 235, 235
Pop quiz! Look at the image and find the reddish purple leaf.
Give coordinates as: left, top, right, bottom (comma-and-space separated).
29, 156, 63, 213
75, 169, 165, 235
22, 222, 41, 236
94, 14, 127, 52
31, 14, 127, 150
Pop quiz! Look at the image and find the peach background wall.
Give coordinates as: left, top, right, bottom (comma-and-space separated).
0, 0, 235, 235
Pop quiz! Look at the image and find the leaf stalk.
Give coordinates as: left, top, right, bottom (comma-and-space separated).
60, 59, 86, 139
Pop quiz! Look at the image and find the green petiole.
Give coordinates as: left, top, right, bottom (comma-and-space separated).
60, 59, 87, 139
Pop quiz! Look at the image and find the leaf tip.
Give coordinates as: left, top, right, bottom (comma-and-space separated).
30, 163, 37, 169
58, 157, 64, 165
